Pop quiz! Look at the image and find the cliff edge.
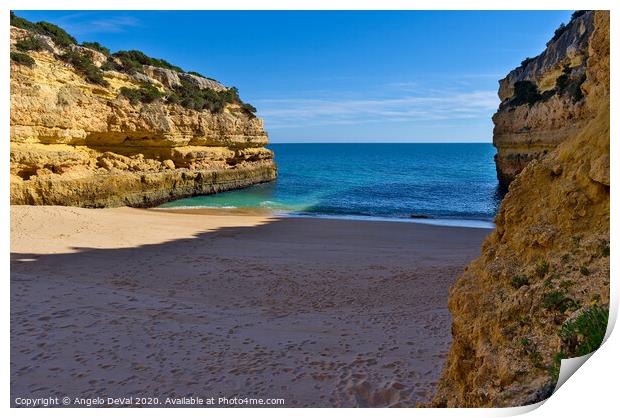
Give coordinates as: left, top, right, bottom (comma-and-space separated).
432, 10, 609, 407
10, 14, 276, 207
493, 11, 601, 188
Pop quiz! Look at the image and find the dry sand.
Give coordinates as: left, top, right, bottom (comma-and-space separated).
10, 205, 490, 407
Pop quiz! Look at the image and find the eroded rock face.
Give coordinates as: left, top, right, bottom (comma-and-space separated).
432, 11, 609, 407
10, 26, 276, 207
493, 11, 599, 188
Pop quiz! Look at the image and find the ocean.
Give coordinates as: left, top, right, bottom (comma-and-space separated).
159, 143, 502, 228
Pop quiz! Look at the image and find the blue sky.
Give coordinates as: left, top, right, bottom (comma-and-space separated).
14, 10, 573, 143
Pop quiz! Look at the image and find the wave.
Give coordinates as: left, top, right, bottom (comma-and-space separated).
281, 212, 495, 229
155, 203, 495, 229
153, 205, 238, 210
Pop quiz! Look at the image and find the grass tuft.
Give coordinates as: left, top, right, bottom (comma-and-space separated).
560, 305, 608, 357
536, 258, 550, 278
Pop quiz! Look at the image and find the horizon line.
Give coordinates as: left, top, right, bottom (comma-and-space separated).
268, 141, 493, 144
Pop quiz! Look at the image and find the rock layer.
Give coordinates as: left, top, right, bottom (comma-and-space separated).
432, 11, 609, 407
10, 26, 276, 207
493, 11, 599, 188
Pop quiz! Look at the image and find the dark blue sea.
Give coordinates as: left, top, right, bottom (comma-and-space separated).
159, 143, 501, 228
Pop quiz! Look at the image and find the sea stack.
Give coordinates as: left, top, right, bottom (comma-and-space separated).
432, 10, 609, 407
9, 22, 276, 208
492, 11, 601, 189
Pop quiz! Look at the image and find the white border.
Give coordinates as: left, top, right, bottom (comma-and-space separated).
3, 1, 617, 417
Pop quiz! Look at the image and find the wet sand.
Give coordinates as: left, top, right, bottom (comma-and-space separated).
10, 205, 490, 407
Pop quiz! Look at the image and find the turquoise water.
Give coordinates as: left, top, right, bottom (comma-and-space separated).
159, 143, 501, 226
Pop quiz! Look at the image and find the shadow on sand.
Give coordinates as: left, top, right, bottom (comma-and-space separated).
11, 216, 490, 407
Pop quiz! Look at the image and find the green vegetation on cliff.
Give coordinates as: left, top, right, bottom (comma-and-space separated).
81, 41, 110, 56
10, 11, 76, 47
119, 84, 164, 104
104, 49, 184, 74
560, 305, 608, 357
10, 51, 35, 68
508, 80, 544, 106
548, 305, 608, 381
119, 79, 257, 118
506, 64, 586, 108
10, 12, 258, 118
60, 50, 109, 87
14, 36, 49, 52
548, 10, 589, 45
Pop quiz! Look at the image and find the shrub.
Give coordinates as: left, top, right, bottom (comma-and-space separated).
34, 21, 77, 47
81, 41, 110, 56
119, 87, 143, 104
101, 56, 137, 74
560, 305, 608, 356
568, 74, 586, 102
542, 291, 579, 312
10, 51, 35, 68
170, 80, 217, 111
187, 70, 206, 78
555, 65, 586, 102
60, 50, 109, 87
571, 10, 588, 20
219, 86, 241, 102
240, 102, 257, 118
511, 275, 530, 289
598, 240, 610, 257
520, 57, 536, 68
223, 86, 257, 117
11, 12, 77, 47
15, 36, 48, 52
559, 280, 575, 290
142, 86, 164, 102
10, 12, 38, 32
112, 50, 183, 73
167, 79, 238, 113
119, 84, 164, 105
548, 11, 588, 47
509, 80, 543, 107
549, 23, 568, 44
579, 265, 590, 276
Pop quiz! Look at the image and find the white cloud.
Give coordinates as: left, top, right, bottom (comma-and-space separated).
256, 89, 499, 129
53, 14, 140, 36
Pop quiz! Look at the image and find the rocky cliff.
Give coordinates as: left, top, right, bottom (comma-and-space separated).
10, 20, 276, 207
493, 11, 600, 188
432, 10, 609, 407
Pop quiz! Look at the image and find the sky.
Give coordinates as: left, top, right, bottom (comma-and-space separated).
15, 10, 573, 143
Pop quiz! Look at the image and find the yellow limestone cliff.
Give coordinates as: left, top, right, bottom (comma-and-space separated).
431, 11, 609, 407
493, 11, 602, 188
10, 26, 276, 207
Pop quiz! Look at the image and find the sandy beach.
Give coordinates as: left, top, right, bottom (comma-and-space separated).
11, 206, 490, 407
